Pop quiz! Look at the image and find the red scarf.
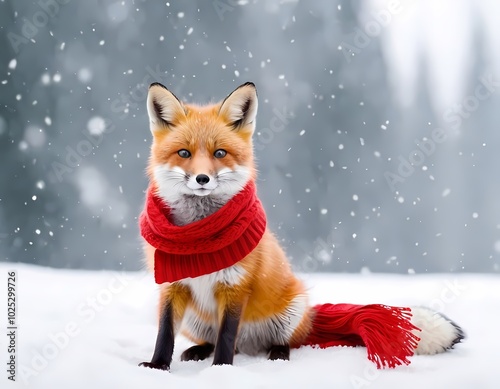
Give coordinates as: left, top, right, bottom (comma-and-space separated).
140, 181, 267, 283
302, 303, 420, 369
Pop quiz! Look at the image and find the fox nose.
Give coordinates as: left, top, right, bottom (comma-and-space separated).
196, 174, 210, 185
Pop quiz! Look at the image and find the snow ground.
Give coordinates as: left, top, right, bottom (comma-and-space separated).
0, 263, 498, 389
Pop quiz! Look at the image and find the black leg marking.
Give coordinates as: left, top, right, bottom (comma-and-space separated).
268, 345, 290, 361
212, 307, 241, 366
181, 343, 215, 362
139, 302, 174, 371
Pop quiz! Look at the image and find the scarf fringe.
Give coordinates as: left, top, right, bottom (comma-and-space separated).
303, 304, 421, 369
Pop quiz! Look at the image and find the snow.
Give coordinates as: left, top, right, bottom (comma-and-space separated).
77, 68, 93, 83
1, 263, 498, 388
75, 167, 129, 227
41, 73, 51, 85
86, 116, 106, 136
23, 126, 46, 148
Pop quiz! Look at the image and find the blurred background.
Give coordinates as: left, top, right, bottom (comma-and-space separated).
1, 0, 499, 274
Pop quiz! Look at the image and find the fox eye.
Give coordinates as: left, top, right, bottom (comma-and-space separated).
177, 149, 191, 158
214, 149, 227, 158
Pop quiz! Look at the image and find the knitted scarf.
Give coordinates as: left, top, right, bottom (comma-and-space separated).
302, 303, 420, 369
140, 181, 266, 283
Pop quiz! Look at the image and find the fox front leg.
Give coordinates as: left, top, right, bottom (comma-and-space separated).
139, 301, 174, 371
212, 305, 242, 366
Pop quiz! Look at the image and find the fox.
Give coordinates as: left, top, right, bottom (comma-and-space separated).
139, 82, 464, 371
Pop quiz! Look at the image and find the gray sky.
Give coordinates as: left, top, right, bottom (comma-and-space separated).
0, 0, 499, 274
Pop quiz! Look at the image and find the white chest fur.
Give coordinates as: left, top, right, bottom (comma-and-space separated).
179, 265, 246, 314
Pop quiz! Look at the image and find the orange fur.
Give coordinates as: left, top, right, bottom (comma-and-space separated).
147, 103, 256, 182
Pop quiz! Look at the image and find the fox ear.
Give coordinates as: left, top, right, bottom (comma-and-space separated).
219, 82, 258, 133
147, 83, 186, 132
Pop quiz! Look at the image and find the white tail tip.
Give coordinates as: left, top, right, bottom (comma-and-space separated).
410, 306, 465, 355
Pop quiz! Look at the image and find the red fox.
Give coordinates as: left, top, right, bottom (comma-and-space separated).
139, 82, 464, 371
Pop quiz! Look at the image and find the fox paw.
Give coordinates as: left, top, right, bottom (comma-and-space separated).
268, 345, 290, 361
139, 361, 170, 371
181, 343, 215, 362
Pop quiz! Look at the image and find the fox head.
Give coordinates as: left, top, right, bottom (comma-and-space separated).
146, 82, 258, 205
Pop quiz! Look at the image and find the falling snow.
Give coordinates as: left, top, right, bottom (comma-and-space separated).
78, 68, 93, 83
87, 116, 107, 136
0, 1, 496, 297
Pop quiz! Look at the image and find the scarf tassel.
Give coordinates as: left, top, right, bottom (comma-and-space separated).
302, 303, 421, 368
